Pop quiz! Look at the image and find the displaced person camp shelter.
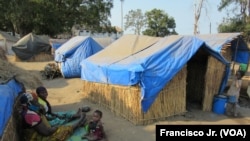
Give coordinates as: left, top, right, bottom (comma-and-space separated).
80, 33, 249, 125
0, 78, 23, 141
184, 33, 250, 112
0, 31, 18, 55
12, 33, 52, 62
54, 36, 103, 78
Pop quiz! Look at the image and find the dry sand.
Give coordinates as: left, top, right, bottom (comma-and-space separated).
6, 55, 250, 141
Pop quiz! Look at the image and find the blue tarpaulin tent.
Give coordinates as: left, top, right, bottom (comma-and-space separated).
54, 36, 104, 78
80, 33, 249, 112
52, 43, 63, 50
0, 78, 23, 138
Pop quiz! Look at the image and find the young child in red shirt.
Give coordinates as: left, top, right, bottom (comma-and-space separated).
82, 110, 107, 141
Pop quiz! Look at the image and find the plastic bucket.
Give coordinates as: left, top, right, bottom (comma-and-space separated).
212, 95, 227, 114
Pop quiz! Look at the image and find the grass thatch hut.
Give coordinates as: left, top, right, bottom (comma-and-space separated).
81, 33, 249, 125
186, 45, 231, 111
82, 67, 187, 125
189, 33, 249, 111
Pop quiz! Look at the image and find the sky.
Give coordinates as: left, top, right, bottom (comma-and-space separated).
109, 0, 227, 35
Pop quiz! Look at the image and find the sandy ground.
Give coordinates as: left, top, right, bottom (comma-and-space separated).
8, 56, 250, 141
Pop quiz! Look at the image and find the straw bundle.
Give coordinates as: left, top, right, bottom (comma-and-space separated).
15, 52, 53, 62
83, 66, 187, 125
202, 56, 226, 111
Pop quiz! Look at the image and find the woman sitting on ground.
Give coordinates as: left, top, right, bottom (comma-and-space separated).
19, 92, 86, 141
36, 86, 90, 127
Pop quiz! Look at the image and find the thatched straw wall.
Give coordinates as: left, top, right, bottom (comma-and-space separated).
82, 66, 187, 125
15, 52, 53, 62
202, 56, 225, 111
202, 44, 232, 111
0, 116, 19, 141
0, 96, 22, 141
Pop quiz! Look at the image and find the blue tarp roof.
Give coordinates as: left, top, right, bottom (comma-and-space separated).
54, 36, 104, 78
80, 34, 249, 112
52, 43, 63, 50
0, 79, 23, 137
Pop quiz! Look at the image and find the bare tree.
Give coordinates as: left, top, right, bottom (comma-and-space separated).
124, 9, 146, 35
194, 0, 205, 35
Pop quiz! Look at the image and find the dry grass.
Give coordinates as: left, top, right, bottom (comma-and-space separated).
82, 66, 187, 125
0, 50, 43, 90
0, 59, 42, 89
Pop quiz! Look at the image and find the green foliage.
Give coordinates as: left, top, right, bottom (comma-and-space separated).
124, 9, 146, 35
218, 18, 245, 33
142, 8, 177, 37
0, 0, 114, 37
217, 0, 250, 40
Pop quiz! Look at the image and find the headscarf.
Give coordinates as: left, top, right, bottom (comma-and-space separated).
20, 93, 33, 106
20, 92, 41, 112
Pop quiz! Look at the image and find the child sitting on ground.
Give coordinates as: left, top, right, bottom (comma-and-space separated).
82, 110, 107, 141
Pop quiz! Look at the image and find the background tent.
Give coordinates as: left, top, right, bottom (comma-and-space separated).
0, 78, 23, 140
80, 34, 249, 125
12, 33, 52, 61
54, 36, 104, 78
0, 31, 18, 55
93, 37, 114, 48
50, 38, 68, 56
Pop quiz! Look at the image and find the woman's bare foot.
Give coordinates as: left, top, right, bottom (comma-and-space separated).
82, 106, 91, 112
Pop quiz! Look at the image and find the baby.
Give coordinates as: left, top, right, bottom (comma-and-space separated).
82, 110, 107, 141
